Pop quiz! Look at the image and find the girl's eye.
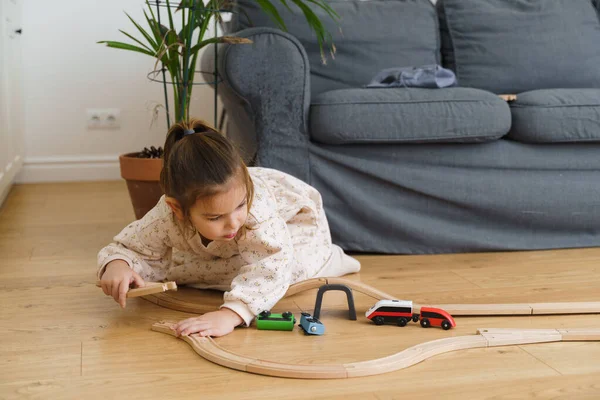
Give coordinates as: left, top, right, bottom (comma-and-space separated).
237, 201, 247, 209
207, 216, 221, 221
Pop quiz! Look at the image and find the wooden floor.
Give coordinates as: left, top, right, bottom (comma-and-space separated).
1, 181, 600, 399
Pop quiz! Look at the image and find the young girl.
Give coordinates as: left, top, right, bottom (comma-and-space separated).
98, 119, 360, 338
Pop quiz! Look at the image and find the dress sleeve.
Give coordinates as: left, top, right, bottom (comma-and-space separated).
96, 198, 179, 281
221, 216, 295, 326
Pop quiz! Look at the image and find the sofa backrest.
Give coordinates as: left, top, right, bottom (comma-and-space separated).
234, 0, 440, 97
437, 0, 600, 94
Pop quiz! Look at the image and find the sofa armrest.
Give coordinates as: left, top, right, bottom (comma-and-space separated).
220, 27, 311, 181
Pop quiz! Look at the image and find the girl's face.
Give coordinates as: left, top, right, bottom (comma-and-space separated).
188, 179, 249, 243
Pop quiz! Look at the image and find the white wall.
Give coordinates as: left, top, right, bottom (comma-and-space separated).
17, 0, 219, 183
1, 0, 25, 203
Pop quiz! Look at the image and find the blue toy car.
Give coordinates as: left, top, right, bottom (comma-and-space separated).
299, 312, 325, 335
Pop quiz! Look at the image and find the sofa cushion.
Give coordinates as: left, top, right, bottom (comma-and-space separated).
310, 88, 511, 144
236, 0, 440, 97
437, 0, 600, 94
508, 89, 600, 143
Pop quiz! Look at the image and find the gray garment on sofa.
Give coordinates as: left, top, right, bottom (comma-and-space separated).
366, 65, 457, 89
438, 0, 600, 94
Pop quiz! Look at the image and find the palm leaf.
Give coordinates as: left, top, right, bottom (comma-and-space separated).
117, 29, 154, 53
97, 41, 155, 56
143, 10, 165, 51
288, 0, 333, 56
304, 0, 340, 20
145, 0, 157, 22
189, 36, 251, 54
165, 0, 176, 31
125, 12, 158, 49
99, 0, 339, 124
277, 0, 295, 15
256, 0, 287, 30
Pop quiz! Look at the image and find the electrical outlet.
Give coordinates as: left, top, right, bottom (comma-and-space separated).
86, 108, 121, 129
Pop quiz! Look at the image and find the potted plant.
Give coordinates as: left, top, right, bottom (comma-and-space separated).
99, 0, 337, 219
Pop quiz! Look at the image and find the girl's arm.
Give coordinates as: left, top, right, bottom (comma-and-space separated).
221, 216, 296, 326
97, 198, 178, 282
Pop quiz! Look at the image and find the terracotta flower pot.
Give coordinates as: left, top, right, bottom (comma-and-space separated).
119, 153, 164, 220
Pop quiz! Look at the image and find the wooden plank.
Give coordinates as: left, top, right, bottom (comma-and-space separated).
188, 336, 252, 372
478, 328, 562, 347
530, 302, 600, 315
152, 321, 252, 372
420, 303, 532, 315
325, 278, 396, 300
128, 282, 177, 298
246, 360, 348, 379
152, 321, 347, 379
558, 329, 600, 341
95, 281, 177, 298
344, 335, 488, 378
154, 296, 215, 314
478, 328, 560, 335
283, 278, 327, 297
417, 302, 600, 316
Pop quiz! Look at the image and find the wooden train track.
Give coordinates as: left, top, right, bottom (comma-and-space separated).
116, 278, 600, 379
152, 322, 600, 379
95, 281, 177, 298
137, 277, 600, 317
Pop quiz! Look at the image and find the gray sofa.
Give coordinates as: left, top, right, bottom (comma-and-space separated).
212, 0, 600, 254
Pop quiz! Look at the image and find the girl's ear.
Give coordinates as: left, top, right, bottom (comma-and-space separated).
165, 196, 185, 221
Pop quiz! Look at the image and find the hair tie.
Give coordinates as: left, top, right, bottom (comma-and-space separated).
184, 129, 195, 136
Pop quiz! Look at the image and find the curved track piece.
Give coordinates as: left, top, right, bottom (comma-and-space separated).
152, 322, 600, 379
145, 277, 395, 314
324, 278, 395, 300
152, 321, 348, 378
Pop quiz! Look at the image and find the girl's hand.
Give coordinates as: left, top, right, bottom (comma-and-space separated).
173, 309, 243, 338
100, 260, 145, 308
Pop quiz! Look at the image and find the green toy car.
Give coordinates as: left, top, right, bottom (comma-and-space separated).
256, 310, 296, 331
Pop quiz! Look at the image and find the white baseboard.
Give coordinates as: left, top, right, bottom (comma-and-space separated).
16, 155, 121, 183
0, 174, 13, 207
0, 154, 24, 206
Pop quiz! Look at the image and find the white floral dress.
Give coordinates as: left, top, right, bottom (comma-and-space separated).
97, 167, 360, 325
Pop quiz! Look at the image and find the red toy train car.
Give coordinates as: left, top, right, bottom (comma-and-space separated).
418, 306, 456, 330
366, 300, 455, 330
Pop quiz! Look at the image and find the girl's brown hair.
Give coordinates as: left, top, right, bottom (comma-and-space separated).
160, 118, 253, 218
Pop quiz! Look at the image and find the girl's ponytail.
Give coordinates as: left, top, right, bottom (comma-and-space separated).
162, 124, 183, 170
160, 119, 253, 218
162, 120, 218, 170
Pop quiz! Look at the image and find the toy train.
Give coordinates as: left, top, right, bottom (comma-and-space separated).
256, 310, 296, 331
365, 300, 456, 330
299, 312, 325, 335
256, 311, 325, 335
